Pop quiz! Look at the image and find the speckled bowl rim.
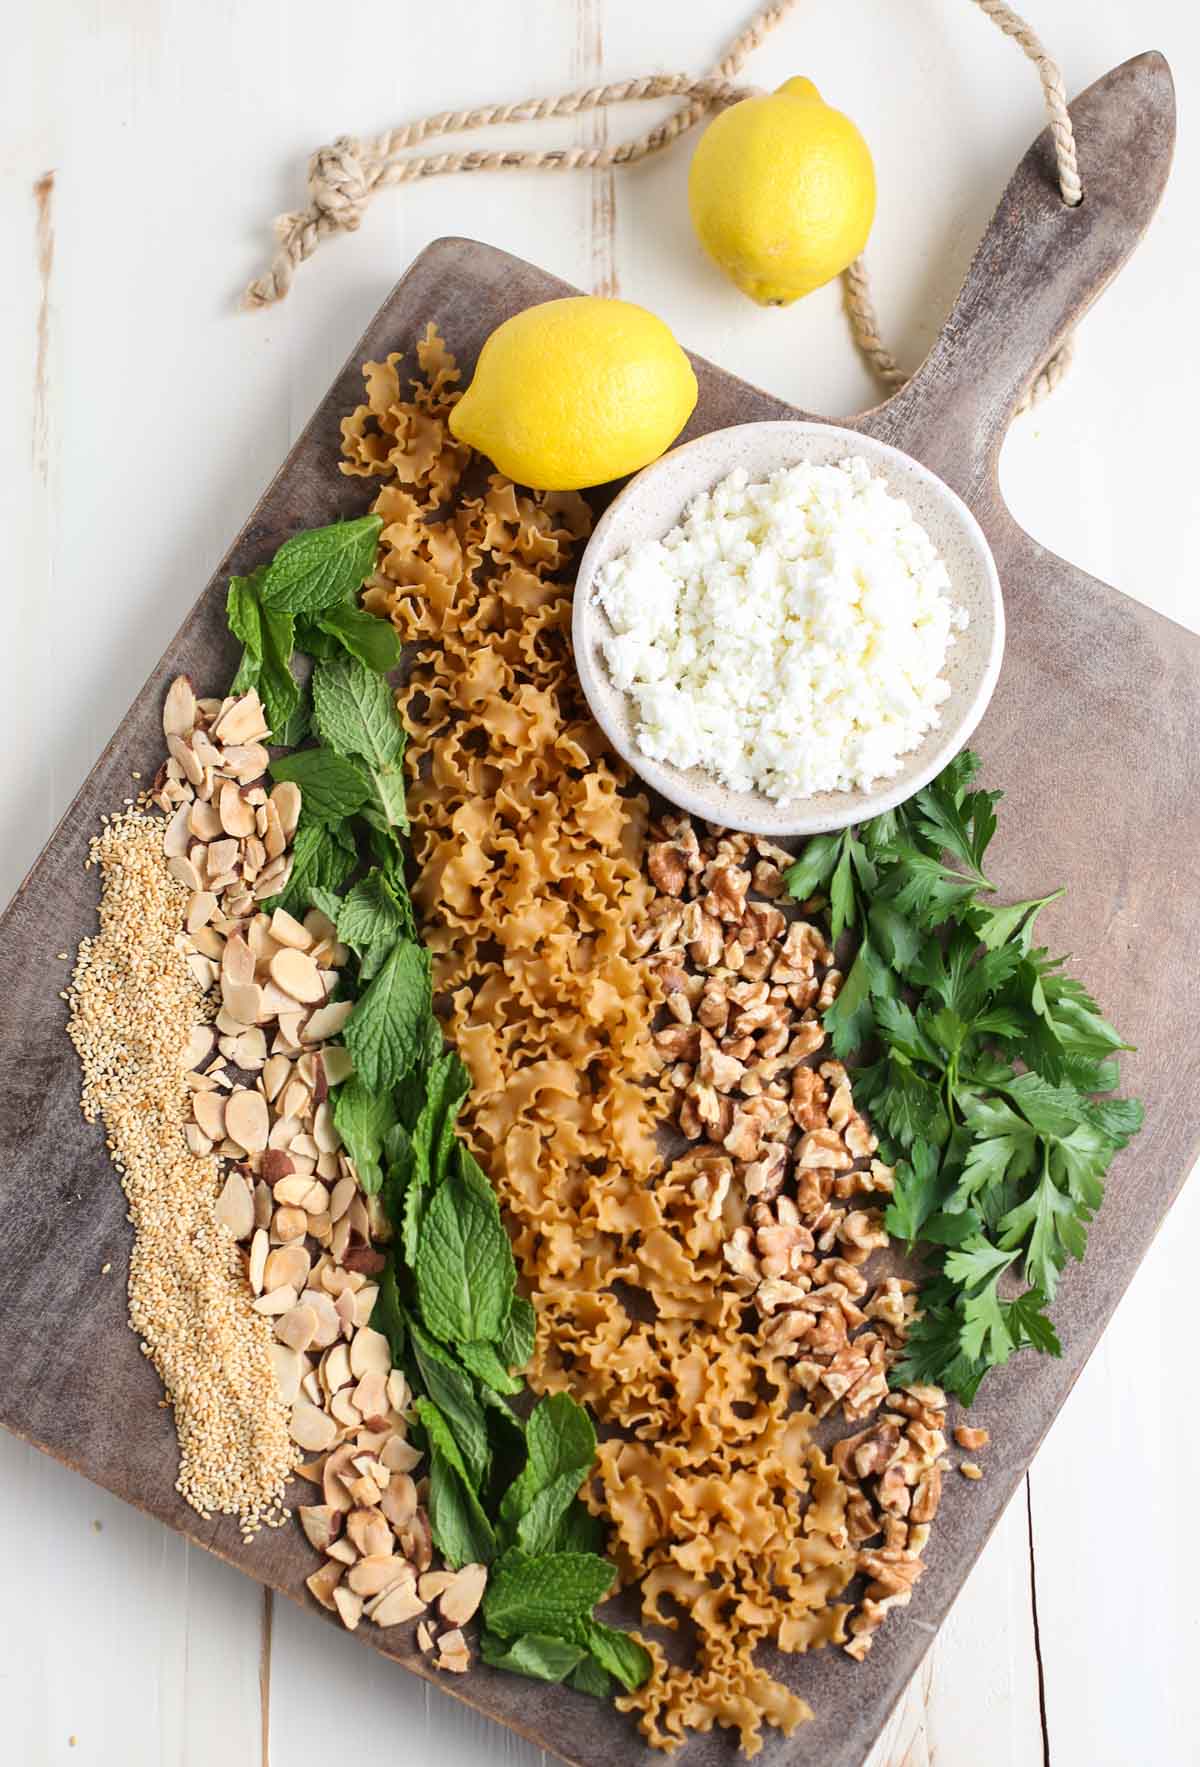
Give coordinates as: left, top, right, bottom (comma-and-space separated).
571, 420, 1005, 837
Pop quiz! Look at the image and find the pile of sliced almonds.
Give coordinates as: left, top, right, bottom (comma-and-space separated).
160, 675, 483, 1667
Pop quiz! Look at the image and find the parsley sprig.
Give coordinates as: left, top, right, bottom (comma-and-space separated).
785, 752, 1143, 1405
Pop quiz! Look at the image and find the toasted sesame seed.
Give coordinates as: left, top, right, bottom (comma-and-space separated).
67, 811, 295, 1530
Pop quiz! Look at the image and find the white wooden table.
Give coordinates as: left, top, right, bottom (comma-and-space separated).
3, 3, 1197, 1762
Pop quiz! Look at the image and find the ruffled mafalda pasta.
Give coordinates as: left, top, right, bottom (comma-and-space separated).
339, 327, 947, 1757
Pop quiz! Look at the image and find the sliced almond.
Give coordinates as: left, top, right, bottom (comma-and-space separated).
437, 1626, 468, 1658
207, 837, 240, 880
270, 948, 325, 1005
267, 1119, 301, 1157
163, 675, 197, 739
439, 1563, 487, 1628
290, 1398, 338, 1453
261, 1056, 292, 1104
248, 1227, 269, 1294
304, 1560, 343, 1612
272, 1205, 308, 1243
262, 799, 286, 860
218, 780, 256, 839
222, 742, 270, 784
346, 1508, 393, 1558
273, 1174, 315, 1207
189, 926, 225, 962
301, 1288, 342, 1350
291, 1132, 321, 1162
269, 908, 313, 951
264, 1244, 311, 1294
188, 798, 223, 841
186, 891, 217, 935
184, 1123, 213, 1157
350, 1557, 415, 1600
254, 1283, 299, 1317
269, 1342, 303, 1405
183, 1024, 215, 1070
225, 1088, 269, 1154
333, 1586, 363, 1632
381, 1471, 417, 1533
192, 1091, 226, 1142
322, 1045, 353, 1086
334, 1289, 358, 1339
330, 1389, 362, 1430
220, 932, 255, 988
233, 1027, 268, 1070
368, 1583, 427, 1627
323, 1443, 360, 1514
253, 1182, 273, 1232
270, 780, 302, 840
418, 1571, 456, 1603
329, 1176, 357, 1224
298, 1504, 342, 1553
169, 855, 204, 894
221, 980, 263, 1028
167, 732, 204, 790
416, 1620, 434, 1653
352, 1284, 380, 1329
303, 1001, 354, 1043
280, 1078, 312, 1122
214, 690, 270, 746
322, 1342, 353, 1395
274, 1304, 319, 1353
213, 1171, 255, 1241
349, 1327, 392, 1381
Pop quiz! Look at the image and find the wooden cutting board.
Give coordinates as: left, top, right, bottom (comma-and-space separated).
0, 50, 1194, 1767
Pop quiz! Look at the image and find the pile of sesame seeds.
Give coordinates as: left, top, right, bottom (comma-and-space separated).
67, 809, 295, 1534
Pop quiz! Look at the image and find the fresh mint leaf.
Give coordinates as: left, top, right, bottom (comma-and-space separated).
408, 1315, 490, 1489
259, 515, 382, 616
334, 867, 415, 979
497, 1295, 536, 1371
316, 600, 402, 672
458, 1339, 524, 1397
344, 937, 432, 1093
499, 1393, 596, 1554
482, 1550, 615, 1642
312, 653, 409, 833
415, 1143, 516, 1347
332, 1075, 396, 1197
371, 1257, 406, 1368
227, 571, 265, 691
412, 1051, 472, 1195
275, 678, 312, 748
270, 816, 356, 916
417, 1397, 497, 1567
570, 1657, 614, 1699
479, 1632, 586, 1683
269, 748, 371, 824
576, 1621, 652, 1692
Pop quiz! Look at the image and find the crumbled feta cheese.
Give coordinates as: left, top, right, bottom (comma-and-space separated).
593, 456, 968, 801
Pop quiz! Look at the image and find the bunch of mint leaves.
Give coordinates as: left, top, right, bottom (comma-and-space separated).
785, 751, 1143, 1405
225, 517, 650, 1700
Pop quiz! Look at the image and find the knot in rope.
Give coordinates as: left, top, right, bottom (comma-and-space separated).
308, 136, 371, 230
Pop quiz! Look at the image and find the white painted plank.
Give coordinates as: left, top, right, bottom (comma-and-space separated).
865, 1481, 1044, 1767
0, 1434, 264, 1767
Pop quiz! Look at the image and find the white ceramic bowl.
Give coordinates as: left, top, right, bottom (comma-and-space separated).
571, 420, 1005, 837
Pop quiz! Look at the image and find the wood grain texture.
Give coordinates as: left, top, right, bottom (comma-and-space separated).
0, 51, 1193, 1767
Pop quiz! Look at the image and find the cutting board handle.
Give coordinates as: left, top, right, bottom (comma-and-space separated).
867, 52, 1175, 494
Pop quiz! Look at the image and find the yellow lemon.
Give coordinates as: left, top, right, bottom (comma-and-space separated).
449, 296, 698, 491
688, 76, 876, 306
